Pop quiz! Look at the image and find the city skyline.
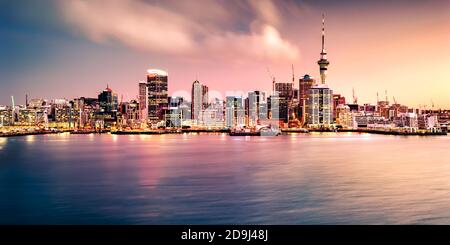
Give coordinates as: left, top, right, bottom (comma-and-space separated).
1, 0, 450, 108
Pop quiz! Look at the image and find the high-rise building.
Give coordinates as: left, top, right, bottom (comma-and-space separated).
307, 14, 334, 128
211, 98, 225, 123
299, 74, 315, 124
191, 80, 208, 122
98, 85, 118, 113
166, 96, 184, 128
202, 98, 225, 128
273, 83, 293, 123
247, 91, 267, 126
138, 81, 148, 122
180, 101, 191, 122
307, 85, 333, 126
97, 85, 118, 128
147, 69, 168, 122
268, 95, 284, 123
275, 83, 294, 99
226, 96, 245, 128
120, 100, 140, 127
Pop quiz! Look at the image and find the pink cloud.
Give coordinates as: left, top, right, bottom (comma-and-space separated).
58, 0, 300, 61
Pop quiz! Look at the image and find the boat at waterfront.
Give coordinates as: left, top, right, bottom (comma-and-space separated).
229, 128, 260, 136
229, 126, 281, 136
260, 127, 281, 136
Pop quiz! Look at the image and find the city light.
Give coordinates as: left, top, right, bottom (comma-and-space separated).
0, 14, 447, 139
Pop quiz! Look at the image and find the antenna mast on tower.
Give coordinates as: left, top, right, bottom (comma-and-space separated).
291, 64, 295, 84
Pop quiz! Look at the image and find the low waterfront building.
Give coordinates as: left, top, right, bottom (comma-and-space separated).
333, 94, 346, 122
418, 114, 439, 132
354, 114, 387, 128
359, 104, 376, 115
0, 106, 12, 127
395, 112, 418, 129
336, 104, 356, 129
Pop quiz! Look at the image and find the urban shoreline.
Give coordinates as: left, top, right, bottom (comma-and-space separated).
0, 128, 447, 138
1, 16, 449, 137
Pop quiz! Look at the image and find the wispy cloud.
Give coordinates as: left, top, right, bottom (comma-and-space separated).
58, 0, 300, 61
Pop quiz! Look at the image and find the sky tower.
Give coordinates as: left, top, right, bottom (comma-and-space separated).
306, 14, 333, 128
317, 14, 330, 85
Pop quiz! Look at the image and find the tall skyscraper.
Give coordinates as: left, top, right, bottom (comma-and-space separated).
202, 98, 225, 128
272, 82, 293, 124
191, 80, 208, 122
166, 96, 183, 128
147, 69, 168, 122
98, 85, 118, 113
138, 81, 148, 122
268, 95, 284, 123
299, 74, 315, 124
226, 96, 244, 128
307, 86, 333, 126
211, 98, 225, 123
247, 91, 267, 126
275, 83, 294, 99
307, 14, 333, 128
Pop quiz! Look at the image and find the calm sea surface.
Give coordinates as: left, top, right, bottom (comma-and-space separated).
0, 133, 449, 224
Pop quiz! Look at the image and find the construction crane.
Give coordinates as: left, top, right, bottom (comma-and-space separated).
266, 67, 276, 96
393, 96, 397, 105
352, 88, 358, 104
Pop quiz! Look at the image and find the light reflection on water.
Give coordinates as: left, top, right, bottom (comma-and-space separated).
0, 137, 6, 150
0, 133, 449, 224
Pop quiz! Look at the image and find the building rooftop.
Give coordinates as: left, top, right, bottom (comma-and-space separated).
147, 69, 168, 76
311, 83, 330, 89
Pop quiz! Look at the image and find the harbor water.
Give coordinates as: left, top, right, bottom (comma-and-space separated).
0, 133, 449, 224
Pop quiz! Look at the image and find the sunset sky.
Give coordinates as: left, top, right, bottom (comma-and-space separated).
1, 0, 449, 108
